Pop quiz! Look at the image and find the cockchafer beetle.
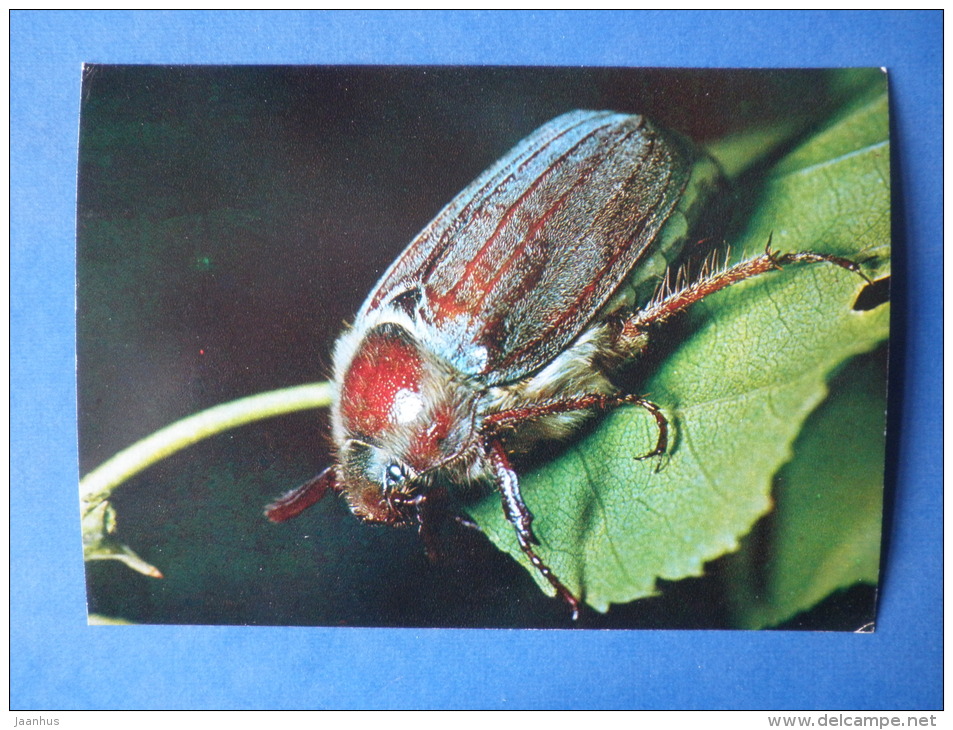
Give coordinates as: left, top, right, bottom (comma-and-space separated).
265, 110, 864, 619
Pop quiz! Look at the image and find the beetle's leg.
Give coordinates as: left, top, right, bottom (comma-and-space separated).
408, 489, 485, 564
265, 466, 341, 523
409, 489, 442, 562
485, 393, 668, 460
412, 490, 486, 563
454, 514, 483, 532
486, 439, 581, 621
617, 244, 869, 345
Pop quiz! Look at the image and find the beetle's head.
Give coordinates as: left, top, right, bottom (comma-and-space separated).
330, 320, 475, 526
337, 438, 420, 525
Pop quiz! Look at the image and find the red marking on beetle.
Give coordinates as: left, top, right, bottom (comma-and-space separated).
495, 132, 659, 373
406, 406, 454, 471
429, 126, 612, 322
369, 115, 612, 314
341, 330, 423, 437
475, 145, 612, 312
477, 186, 569, 301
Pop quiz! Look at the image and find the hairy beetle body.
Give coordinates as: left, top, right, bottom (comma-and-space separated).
266, 109, 863, 619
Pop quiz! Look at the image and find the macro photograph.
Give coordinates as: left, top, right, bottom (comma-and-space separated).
77, 65, 890, 630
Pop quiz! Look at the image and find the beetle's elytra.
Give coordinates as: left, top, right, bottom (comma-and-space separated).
265, 110, 864, 619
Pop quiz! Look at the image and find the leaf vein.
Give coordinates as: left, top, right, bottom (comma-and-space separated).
774, 140, 888, 179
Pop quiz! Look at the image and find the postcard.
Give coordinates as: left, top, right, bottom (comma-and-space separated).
77, 66, 890, 629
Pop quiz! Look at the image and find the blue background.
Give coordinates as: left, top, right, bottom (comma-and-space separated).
11, 11, 942, 709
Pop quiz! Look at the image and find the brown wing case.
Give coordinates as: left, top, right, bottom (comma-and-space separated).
360, 110, 695, 386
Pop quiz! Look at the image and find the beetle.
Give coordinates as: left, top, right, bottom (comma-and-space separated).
265, 110, 863, 619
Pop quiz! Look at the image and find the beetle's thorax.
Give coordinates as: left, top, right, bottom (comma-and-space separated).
330, 308, 483, 522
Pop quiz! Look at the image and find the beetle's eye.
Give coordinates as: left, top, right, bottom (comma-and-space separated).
384, 462, 406, 492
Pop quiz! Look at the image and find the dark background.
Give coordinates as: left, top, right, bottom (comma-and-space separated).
78, 66, 874, 628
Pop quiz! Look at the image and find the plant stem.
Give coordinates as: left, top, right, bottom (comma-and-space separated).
80, 382, 333, 511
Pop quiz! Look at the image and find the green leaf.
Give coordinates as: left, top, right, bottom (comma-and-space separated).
468, 74, 890, 615
724, 348, 887, 629
746, 87, 891, 278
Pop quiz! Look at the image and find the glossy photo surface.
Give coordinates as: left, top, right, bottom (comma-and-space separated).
77, 66, 890, 628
